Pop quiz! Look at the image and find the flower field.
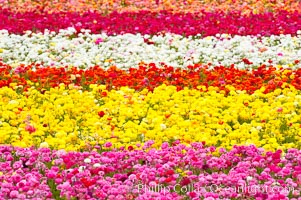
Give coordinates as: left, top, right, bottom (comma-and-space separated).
1, 0, 301, 199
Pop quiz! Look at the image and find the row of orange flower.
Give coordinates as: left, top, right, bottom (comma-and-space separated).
1, 0, 300, 15
1, 62, 301, 94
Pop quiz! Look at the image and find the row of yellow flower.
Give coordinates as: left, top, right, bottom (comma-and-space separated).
1, 82, 300, 152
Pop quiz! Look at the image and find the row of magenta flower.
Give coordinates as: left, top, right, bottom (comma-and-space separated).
0, 9, 301, 36
0, 144, 300, 199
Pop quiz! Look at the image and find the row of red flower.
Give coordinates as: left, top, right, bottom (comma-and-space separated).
1, 9, 301, 36
1, 62, 301, 94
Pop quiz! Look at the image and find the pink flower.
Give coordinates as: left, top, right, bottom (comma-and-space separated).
219, 78, 226, 85
104, 142, 112, 148
14, 67, 26, 74
238, 26, 246, 34
161, 142, 169, 149
209, 146, 216, 152
142, 78, 149, 85
95, 38, 103, 45
25, 125, 36, 133
46, 171, 56, 179
9, 190, 19, 198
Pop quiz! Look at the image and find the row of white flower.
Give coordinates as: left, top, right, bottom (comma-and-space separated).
0, 28, 301, 70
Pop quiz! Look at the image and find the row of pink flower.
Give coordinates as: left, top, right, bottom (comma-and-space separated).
1, 9, 301, 36
0, 142, 300, 199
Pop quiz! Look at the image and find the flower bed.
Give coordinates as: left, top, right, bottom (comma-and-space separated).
0, 145, 300, 199
1, 31, 301, 69
1, 76, 301, 150
1, 0, 301, 14
1, 10, 301, 36
2, 62, 301, 93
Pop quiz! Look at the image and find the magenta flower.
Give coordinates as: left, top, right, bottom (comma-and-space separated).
25, 125, 36, 133
104, 142, 112, 148
95, 38, 103, 45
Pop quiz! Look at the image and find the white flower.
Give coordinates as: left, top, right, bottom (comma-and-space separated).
70, 74, 76, 80
93, 163, 101, 168
160, 124, 167, 130
246, 176, 253, 182
39, 142, 49, 148
79, 166, 86, 172
84, 158, 91, 163
271, 181, 280, 186
8, 100, 18, 104
0, 30, 301, 70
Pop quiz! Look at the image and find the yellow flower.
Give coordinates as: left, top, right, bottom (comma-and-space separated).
40, 142, 49, 148
0, 84, 299, 151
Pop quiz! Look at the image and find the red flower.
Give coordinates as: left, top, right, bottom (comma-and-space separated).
180, 177, 191, 186
80, 178, 95, 188
25, 125, 36, 134
165, 177, 172, 183
72, 168, 79, 175
165, 170, 174, 176
165, 114, 171, 118
191, 156, 198, 161
188, 192, 197, 198
98, 111, 105, 117
242, 58, 253, 65
101, 91, 108, 97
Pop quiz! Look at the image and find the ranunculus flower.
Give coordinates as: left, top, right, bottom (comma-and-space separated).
98, 111, 105, 117
103, 142, 112, 148
95, 38, 103, 45
25, 125, 36, 133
